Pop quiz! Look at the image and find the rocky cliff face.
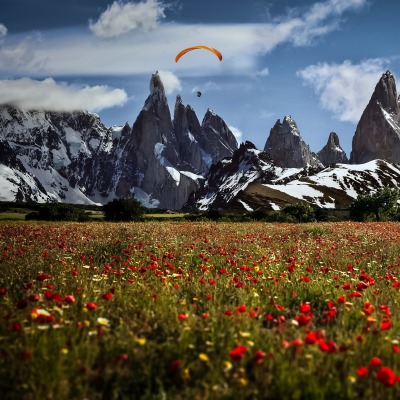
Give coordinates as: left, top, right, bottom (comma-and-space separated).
317, 132, 348, 166
0, 72, 238, 208
350, 70, 400, 164
2, 69, 400, 211
185, 141, 400, 212
263, 115, 322, 168
184, 141, 289, 211
0, 105, 112, 204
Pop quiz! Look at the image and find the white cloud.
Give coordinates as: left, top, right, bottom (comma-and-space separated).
229, 126, 243, 143
157, 70, 181, 94
256, 68, 269, 77
0, 0, 369, 77
0, 26, 43, 72
297, 58, 389, 123
257, 0, 368, 50
0, 78, 128, 112
0, 24, 7, 42
89, 0, 166, 38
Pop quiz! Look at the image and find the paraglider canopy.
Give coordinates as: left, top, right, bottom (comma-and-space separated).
175, 46, 222, 63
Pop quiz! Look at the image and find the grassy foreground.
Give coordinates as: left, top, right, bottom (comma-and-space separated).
1, 221, 400, 399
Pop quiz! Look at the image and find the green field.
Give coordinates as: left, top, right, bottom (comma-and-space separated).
1, 221, 400, 399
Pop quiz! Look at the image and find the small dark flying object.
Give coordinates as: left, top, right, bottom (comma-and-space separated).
196, 91, 202, 97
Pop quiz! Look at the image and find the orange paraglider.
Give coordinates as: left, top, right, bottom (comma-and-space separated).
175, 46, 222, 63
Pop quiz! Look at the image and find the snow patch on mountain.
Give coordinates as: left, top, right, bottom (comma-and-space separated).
132, 187, 160, 208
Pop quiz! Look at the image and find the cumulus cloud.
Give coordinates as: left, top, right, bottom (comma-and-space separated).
297, 58, 389, 123
89, 0, 166, 38
0, 78, 128, 112
229, 126, 243, 143
157, 70, 181, 94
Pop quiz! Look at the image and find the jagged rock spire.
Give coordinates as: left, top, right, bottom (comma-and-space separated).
263, 115, 322, 168
317, 132, 348, 166
144, 71, 167, 110
370, 70, 399, 114
350, 70, 400, 164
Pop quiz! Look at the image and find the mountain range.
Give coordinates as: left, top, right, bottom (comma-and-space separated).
1, 70, 400, 211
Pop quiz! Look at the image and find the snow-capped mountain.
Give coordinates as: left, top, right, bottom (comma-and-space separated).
185, 70, 400, 212
0, 106, 111, 204
2, 70, 400, 211
0, 72, 238, 208
184, 141, 400, 211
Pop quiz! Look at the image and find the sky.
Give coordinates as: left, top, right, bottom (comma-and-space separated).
0, 0, 399, 156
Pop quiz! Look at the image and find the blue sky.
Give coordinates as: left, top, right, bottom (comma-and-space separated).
0, 0, 399, 156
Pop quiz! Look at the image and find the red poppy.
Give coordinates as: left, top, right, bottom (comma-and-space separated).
318, 340, 338, 353
218, 268, 227, 274
102, 292, 113, 301
357, 366, 368, 377
28, 294, 40, 302
178, 313, 188, 321
86, 302, 98, 310
64, 295, 75, 304
11, 322, 23, 331
376, 367, 397, 387
305, 331, 322, 344
299, 303, 311, 314
236, 305, 247, 313
348, 291, 362, 298
295, 314, 312, 326
288, 338, 303, 348
369, 357, 382, 368
342, 283, 351, 290
229, 345, 248, 361
253, 350, 266, 364
168, 359, 182, 373
381, 319, 392, 331
36, 273, 50, 281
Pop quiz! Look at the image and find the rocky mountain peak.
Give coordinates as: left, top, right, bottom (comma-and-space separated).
263, 115, 322, 168
371, 70, 399, 114
144, 71, 167, 110
350, 70, 400, 164
199, 108, 238, 164
317, 132, 348, 166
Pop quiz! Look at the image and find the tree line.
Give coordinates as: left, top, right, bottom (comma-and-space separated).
16, 186, 400, 222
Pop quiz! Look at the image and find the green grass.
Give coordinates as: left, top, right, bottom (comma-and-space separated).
0, 212, 28, 221
1, 221, 400, 399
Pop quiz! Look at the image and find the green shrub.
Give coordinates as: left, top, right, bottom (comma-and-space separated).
281, 202, 315, 223
25, 203, 89, 221
349, 187, 399, 222
103, 197, 145, 222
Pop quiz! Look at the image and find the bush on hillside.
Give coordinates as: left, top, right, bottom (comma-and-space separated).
349, 187, 399, 222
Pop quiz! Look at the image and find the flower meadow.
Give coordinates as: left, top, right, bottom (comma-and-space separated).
2, 221, 400, 399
